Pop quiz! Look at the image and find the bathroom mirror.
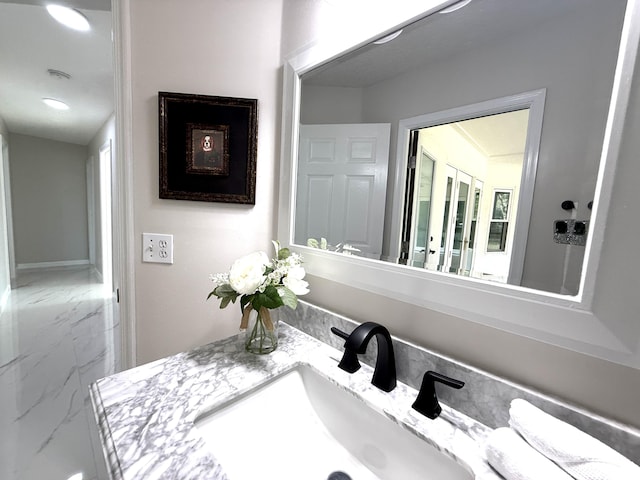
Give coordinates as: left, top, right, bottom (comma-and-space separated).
293, 0, 627, 296
278, 0, 640, 366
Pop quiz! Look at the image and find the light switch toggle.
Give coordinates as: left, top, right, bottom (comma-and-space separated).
142, 233, 174, 264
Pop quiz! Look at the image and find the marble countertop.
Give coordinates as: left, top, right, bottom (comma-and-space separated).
90, 323, 501, 480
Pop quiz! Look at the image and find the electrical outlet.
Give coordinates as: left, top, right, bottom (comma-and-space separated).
142, 233, 174, 264
553, 220, 589, 246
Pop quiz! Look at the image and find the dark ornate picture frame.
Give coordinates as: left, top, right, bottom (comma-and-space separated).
159, 92, 257, 204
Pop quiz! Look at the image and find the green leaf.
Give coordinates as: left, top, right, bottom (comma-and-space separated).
277, 286, 298, 309
209, 284, 239, 309
214, 284, 236, 296
278, 247, 291, 260
220, 296, 233, 309
251, 285, 284, 310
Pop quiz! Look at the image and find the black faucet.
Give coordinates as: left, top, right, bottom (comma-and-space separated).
331, 322, 397, 392
412, 371, 464, 419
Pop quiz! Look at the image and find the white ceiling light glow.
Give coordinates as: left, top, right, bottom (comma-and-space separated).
439, 0, 474, 14
46, 4, 90, 31
373, 30, 403, 45
42, 98, 70, 110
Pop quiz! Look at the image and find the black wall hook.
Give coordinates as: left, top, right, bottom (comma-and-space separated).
561, 200, 575, 210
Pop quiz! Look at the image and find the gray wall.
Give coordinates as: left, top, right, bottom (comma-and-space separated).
9, 133, 89, 266
299, 1, 623, 295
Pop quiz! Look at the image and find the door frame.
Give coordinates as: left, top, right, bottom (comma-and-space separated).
446, 169, 473, 274
0, 135, 16, 288
389, 89, 546, 285
99, 141, 113, 290
112, 0, 136, 369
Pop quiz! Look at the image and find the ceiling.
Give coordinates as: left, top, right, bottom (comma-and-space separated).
453, 109, 529, 161
303, 0, 591, 88
0, 0, 113, 145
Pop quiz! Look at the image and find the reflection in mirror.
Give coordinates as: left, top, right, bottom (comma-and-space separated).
399, 109, 530, 285
294, 0, 628, 295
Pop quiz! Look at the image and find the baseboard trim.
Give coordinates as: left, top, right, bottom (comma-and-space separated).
94, 267, 104, 283
17, 259, 90, 271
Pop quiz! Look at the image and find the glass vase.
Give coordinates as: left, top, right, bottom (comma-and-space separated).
243, 307, 279, 354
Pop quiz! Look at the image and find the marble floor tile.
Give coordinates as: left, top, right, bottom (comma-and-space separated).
0, 266, 119, 480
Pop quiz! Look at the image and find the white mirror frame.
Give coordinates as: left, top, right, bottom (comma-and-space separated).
278, 0, 640, 367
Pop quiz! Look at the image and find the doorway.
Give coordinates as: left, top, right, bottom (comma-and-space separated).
394, 89, 545, 285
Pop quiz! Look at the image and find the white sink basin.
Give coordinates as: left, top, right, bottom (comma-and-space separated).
195, 366, 473, 480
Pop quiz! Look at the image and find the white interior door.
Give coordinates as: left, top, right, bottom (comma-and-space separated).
438, 167, 472, 273
296, 124, 390, 259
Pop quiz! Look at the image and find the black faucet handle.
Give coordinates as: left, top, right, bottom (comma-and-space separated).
426, 370, 465, 389
412, 370, 465, 419
330, 327, 350, 341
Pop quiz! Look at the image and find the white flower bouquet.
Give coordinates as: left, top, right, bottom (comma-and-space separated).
208, 241, 309, 353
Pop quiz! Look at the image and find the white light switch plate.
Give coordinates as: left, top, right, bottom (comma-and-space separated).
142, 233, 174, 264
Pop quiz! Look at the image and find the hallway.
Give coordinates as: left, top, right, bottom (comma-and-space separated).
0, 266, 119, 480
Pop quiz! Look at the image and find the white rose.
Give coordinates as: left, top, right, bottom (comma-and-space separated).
229, 251, 270, 295
283, 265, 309, 295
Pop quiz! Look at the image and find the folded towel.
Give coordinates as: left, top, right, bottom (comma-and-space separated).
509, 398, 640, 480
485, 427, 574, 480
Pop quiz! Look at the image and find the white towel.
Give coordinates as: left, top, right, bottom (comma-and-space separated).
509, 398, 640, 480
485, 427, 574, 480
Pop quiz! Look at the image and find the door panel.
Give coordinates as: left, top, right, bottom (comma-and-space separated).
297, 124, 390, 259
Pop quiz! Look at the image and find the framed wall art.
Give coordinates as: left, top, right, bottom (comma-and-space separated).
159, 92, 258, 204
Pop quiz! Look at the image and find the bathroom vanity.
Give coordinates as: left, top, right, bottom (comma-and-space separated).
90, 302, 640, 479
90, 323, 495, 479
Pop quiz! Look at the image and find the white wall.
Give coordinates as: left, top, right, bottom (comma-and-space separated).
9, 133, 89, 267
128, 0, 283, 364
475, 159, 522, 280
87, 114, 116, 278
281, 0, 640, 428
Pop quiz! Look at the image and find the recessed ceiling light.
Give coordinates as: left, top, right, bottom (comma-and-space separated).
373, 29, 403, 45
439, 0, 473, 14
67, 473, 83, 480
46, 4, 91, 31
43, 98, 70, 110
48, 68, 72, 80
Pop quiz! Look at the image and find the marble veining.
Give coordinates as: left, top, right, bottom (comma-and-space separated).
0, 267, 120, 480
281, 301, 640, 463
91, 323, 502, 480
